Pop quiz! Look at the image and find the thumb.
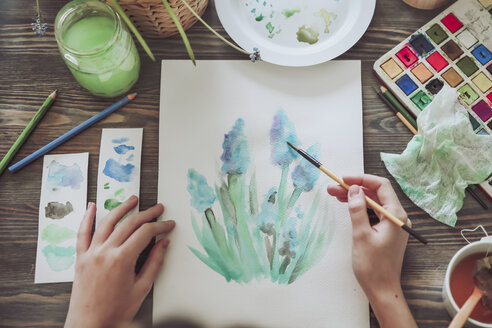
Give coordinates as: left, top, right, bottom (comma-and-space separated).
347, 185, 371, 239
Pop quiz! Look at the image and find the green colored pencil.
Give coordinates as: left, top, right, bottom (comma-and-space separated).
0, 89, 57, 176
380, 86, 418, 129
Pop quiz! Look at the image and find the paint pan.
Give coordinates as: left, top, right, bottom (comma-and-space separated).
471, 72, 492, 93
427, 51, 448, 72
441, 39, 463, 61
372, 0, 492, 199
381, 58, 403, 79
442, 68, 464, 87
411, 63, 433, 83
456, 56, 479, 77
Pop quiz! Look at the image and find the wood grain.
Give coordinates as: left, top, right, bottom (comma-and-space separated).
0, 0, 490, 327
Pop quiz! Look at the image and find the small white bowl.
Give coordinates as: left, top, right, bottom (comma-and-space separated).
443, 239, 492, 328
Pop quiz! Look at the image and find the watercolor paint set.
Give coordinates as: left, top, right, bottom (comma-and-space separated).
373, 0, 492, 198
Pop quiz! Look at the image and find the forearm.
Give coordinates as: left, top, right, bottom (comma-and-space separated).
367, 285, 418, 328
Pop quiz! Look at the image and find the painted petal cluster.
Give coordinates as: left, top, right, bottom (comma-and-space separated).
187, 169, 216, 212
257, 187, 277, 236
279, 217, 298, 259
291, 143, 321, 191
220, 118, 250, 175
270, 109, 300, 166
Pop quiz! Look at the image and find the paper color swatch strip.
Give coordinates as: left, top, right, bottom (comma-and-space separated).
96, 128, 143, 224
35, 153, 88, 284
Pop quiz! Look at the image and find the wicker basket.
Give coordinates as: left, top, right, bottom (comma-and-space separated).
106, 0, 209, 38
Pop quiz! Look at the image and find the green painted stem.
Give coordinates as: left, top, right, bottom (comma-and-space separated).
162, 0, 196, 65
179, 0, 250, 55
109, 0, 155, 61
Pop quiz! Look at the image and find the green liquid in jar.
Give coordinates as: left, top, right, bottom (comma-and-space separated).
62, 16, 139, 97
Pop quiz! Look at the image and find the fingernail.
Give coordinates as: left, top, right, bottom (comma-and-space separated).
349, 185, 360, 197
161, 239, 170, 248
87, 202, 94, 209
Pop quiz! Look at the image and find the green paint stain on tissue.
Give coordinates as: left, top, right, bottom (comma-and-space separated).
380, 86, 492, 227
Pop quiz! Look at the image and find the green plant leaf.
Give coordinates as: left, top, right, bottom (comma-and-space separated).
109, 0, 155, 61
161, 0, 196, 65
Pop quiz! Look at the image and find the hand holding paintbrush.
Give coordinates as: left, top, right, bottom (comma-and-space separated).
287, 142, 428, 244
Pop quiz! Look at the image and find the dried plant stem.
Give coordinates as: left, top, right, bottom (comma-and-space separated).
179, 0, 250, 55
161, 0, 196, 65
109, 0, 156, 61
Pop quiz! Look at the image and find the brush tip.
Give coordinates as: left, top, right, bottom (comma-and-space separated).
128, 92, 137, 100
50, 89, 58, 99
286, 141, 297, 150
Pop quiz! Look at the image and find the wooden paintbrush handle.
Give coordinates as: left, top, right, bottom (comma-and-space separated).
320, 166, 405, 228
449, 287, 483, 328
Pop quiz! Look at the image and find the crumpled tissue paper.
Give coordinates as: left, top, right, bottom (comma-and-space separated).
381, 86, 492, 226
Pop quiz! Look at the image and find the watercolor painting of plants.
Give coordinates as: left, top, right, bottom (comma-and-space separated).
187, 109, 334, 285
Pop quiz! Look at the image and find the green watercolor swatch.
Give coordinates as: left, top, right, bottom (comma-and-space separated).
42, 245, 76, 272
41, 224, 76, 245
104, 198, 123, 211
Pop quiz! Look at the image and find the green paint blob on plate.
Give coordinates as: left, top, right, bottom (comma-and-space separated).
256, 14, 265, 21
314, 9, 337, 34
282, 9, 300, 18
41, 224, 76, 245
105, 198, 123, 211
266, 22, 274, 34
42, 245, 76, 272
296, 25, 319, 44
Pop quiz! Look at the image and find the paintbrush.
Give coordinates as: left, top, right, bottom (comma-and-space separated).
287, 141, 428, 245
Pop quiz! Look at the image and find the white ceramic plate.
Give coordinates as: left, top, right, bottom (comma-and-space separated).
215, 0, 376, 67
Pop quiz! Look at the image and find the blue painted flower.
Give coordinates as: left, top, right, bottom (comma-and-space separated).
187, 169, 216, 212
270, 109, 300, 167
220, 118, 250, 175
257, 187, 277, 235
291, 143, 321, 191
279, 217, 298, 258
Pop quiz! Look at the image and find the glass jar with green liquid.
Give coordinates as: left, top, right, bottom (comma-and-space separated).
55, 0, 140, 98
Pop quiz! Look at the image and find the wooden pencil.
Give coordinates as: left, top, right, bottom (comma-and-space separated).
287, 142, 428, 245
0, 89, 57, 177
376, 89, 419, 135
380, 86, 418, 128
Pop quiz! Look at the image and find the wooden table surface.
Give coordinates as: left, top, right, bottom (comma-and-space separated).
1, 0, 490, 327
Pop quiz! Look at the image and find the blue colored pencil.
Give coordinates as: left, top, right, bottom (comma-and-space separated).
9, 93, 137, 173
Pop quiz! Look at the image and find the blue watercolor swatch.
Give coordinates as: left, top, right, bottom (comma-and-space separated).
103, 159, 134, 182
112, 137, 129, 143
126, 154, 134, 161
113, 144, 135, 155
47, 160, 84, 190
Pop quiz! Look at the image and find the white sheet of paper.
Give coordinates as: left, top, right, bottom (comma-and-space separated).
35, 152, 88, 284
96, 128, 143, 224
155, 60, 367, 327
